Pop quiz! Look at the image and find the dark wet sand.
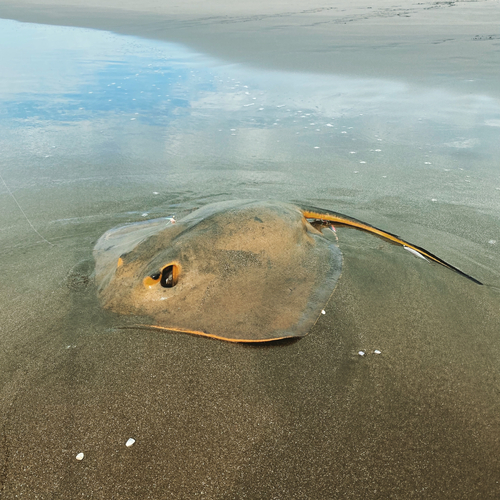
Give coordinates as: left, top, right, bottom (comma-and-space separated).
1, 215, 500, 498
1, 1, 500, 498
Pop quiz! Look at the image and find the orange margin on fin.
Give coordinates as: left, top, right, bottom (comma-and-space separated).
126, 325, 299, 343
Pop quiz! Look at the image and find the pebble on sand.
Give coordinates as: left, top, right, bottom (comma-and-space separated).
76, 453, 84, 461
126, 438, 136, 447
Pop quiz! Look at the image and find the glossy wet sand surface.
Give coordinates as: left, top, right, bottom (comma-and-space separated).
0, 3, 500, 498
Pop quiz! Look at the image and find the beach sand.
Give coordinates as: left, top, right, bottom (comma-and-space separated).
2, 215, 500, 499
1, 1, 500, 498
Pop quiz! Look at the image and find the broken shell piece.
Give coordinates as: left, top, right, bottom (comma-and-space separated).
76, 453, 84, 461
321, 310, 326, 315
374, 349, 381, 354
126, 438, 136, 447
358, 351, 365, 357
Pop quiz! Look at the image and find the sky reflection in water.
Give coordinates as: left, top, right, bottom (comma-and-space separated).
0, 18, 499, 263
2, 18, 499, 147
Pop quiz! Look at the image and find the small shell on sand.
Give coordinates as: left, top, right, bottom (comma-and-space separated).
358, 351, 365, 357
126, 438, 136, 447
374, 350, 381, 354
76, 453, 84, 461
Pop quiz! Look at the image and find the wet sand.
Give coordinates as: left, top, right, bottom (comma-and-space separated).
1, 2, 500, 499
2, 222, 500, 498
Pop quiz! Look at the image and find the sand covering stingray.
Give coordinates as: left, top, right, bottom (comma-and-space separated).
94, 200, 342, 342
94, 199, 481, 342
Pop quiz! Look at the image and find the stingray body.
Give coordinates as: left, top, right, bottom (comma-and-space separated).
94, 200, 481, 342
94, 200, 343, 342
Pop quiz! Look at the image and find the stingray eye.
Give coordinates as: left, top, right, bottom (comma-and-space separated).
143, 263, 180, 289
160, 264, 179, 288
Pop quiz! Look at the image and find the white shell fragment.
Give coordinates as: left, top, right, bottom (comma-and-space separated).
374, 349, 382, 354
125, 438, 136, 447
76, 453, 84, 461
358, 351, 365, 357
321, 310, 326, 315
403, 246, 429, 262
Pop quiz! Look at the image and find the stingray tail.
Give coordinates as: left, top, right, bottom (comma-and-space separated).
301, 206, 482, 285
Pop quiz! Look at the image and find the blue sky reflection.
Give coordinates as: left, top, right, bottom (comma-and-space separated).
0, 19, 214, 127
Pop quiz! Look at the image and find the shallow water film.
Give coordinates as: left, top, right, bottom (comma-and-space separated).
1, 18, 500, 499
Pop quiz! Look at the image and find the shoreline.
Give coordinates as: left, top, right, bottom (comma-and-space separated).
0, 1, 499, 97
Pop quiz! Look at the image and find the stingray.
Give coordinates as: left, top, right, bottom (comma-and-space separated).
93, 200, 481, 342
